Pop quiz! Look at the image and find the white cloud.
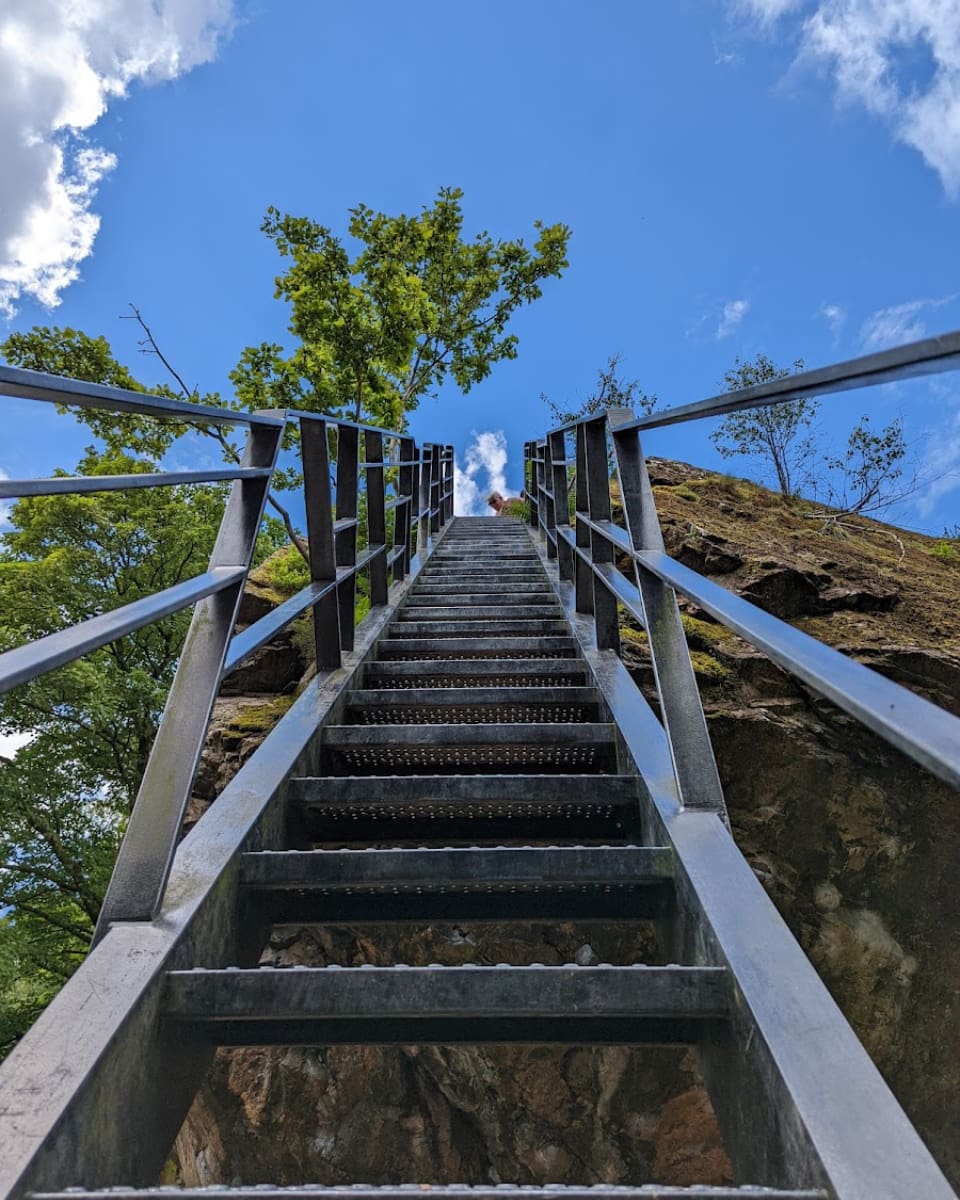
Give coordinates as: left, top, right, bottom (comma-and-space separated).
736, 0, 806, 21
730, 0, 960, 198
454, 430, 510, 516
717, 298, 750, 339
915, 406, 960, 517
859, 295, 954, 349
0, 730, 34, 760
817, 301, 846, 338
0, 0, 236, 317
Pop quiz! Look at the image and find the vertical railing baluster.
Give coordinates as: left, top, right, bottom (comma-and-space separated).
429, 443, 442, 533
584, 417, 620, 653
609, 408, 727, 820
441, 445, 454, 524
335, 425, 360, 653
523, 442, 537, 527
418, 443, 432, 555
574, 423, 593, 615
301, 418, 341, 670
394, 435, 415, 581
548, 429, 573, 581
542, 435, 557, 559
93, 417, 284, 940
364, 429, 388, 607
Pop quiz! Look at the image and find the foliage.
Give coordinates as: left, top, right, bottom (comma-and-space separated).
710, 355, 818, 497
234, 187, 570, 429
543, 353, 658, 427
823, 415, 907, 516
0, 332, 228, 1054
1, 325, 193, 460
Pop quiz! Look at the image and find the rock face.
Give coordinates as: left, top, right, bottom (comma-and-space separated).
175, 473, 960, 1189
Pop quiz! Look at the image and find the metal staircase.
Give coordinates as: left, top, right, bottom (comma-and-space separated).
2, 340, 960, 1200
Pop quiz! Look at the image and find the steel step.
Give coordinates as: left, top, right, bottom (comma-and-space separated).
31, 1188, 829, 1199
396, 605, 563, 620
240, 845, 672, 921
362, 659, 589, 688
377, 637, 580, 659
288, 775, 639, 842
164, 964, 730, 1045
403, 592, 556, 605
320, 723, 617, 774
345, 686, 600, 724
386, 621, 570, 638
408, 584, 555, 596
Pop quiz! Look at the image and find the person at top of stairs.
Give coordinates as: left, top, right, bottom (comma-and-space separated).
487, 490, 525, 516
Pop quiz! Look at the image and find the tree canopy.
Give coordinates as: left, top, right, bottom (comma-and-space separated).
710, 355, 818, 498
233, 187, 570, 428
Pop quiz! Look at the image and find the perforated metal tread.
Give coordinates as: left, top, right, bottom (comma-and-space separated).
31, 1186, 829, 1198
377, 638, 580, 660
407, 586, 556, 599
240, 845, 672, 921
345, 687, 600, 725
290, 775, 638, 845
164, 964, 730, 1045
290, 774, 638, 805
396, 606, 564, 620
362, 660, 589, 689
386, 621, 571, 638
321, 724, 617, 773
240, 845, 671, 888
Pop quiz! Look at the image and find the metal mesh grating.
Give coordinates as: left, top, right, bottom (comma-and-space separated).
331, 745, 606, 769
352, 705, 593, 725
309, 801, 621, 821
364, 674, 585, 689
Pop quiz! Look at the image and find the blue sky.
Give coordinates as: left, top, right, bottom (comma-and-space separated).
2, 0, 960, 529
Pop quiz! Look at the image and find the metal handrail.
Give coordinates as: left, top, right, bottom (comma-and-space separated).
0, 368, 453, 940
545, 328, 960, 437
525, 332, 960, 807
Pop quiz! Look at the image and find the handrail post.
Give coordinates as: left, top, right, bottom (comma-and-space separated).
335, 425, 360, 653
523, 442, 538, 527
583, 417, 619, 652
441, 446, 455, 524
573, 423, 593, 615
608, 407, 728, 821
418, 444, 432, 555
548, 429, 573, 582
429, 443, 442, 533
301, 418, 341, 670
364, 429, 388, 607
394, 435, 416, 581
542, 434, 558, 559
92, 416, 284, 942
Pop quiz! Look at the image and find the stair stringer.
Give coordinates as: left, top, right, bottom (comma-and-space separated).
525, 524, 954, 1200
0, 533, 448, 1200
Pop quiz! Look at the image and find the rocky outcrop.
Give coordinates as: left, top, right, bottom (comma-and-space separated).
175, 474, 960, 1189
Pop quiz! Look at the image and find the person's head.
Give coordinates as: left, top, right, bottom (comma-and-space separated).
487, 491, 504, 513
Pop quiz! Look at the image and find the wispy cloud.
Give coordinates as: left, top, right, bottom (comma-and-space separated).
0, 0, 237, 318
717, 298, 750, 339
454, 431, 509, 516
913, 387, 960, 518
817, 301, 846, 339
729, 0, 960, 198
859, 295, 954, 350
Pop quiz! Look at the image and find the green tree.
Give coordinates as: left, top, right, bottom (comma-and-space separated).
824, 415, 907, 516
234, 186, 570, 428
0, 449, 228, 1053
710, 355, 818, 497
543, 353, 658, 427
